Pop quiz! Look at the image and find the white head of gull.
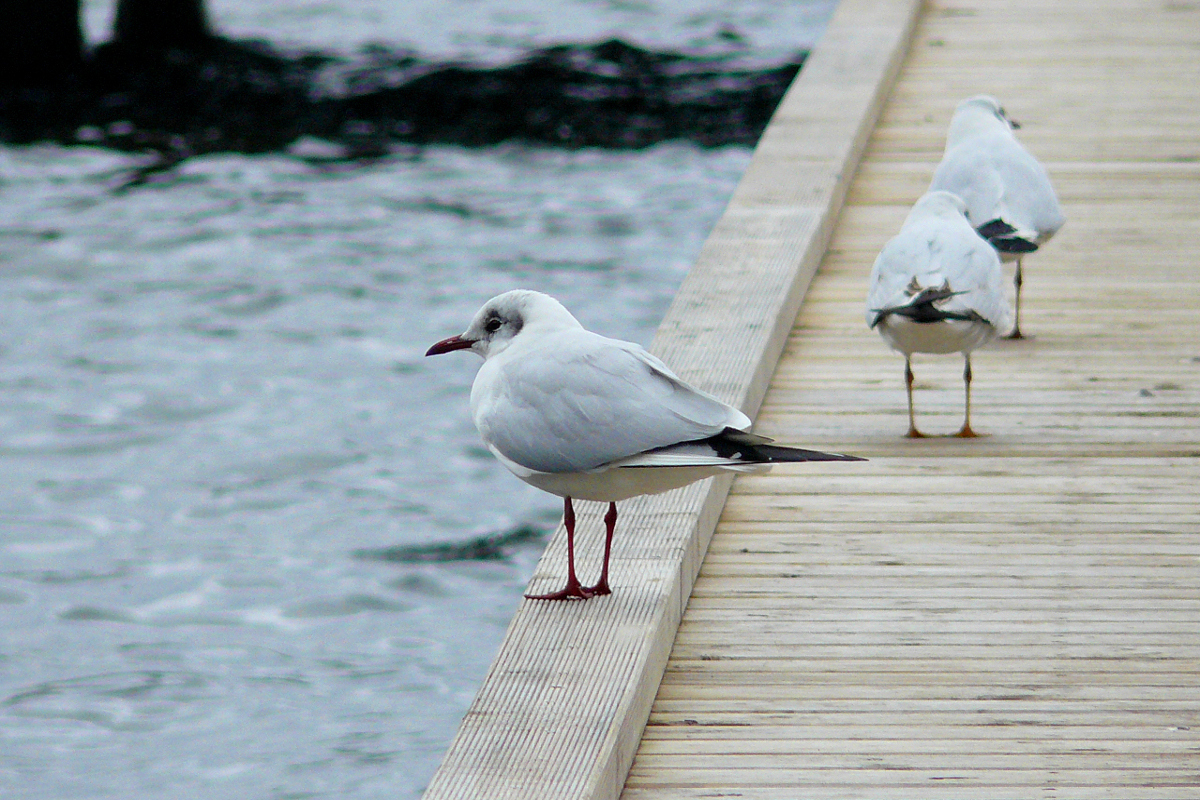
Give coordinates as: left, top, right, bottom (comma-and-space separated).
929, 95, 1065, 339
867, 191, 1013, 438
427, 289, 863, 600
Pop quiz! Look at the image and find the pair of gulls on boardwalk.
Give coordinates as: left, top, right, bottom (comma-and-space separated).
868, 95, 1064, 437
427, 290, 863, 600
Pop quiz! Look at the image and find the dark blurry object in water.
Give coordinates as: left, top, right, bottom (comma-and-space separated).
356, 525, 545, 563
0, 0, 84, 90
113, 0, 212, 49
0, 31, 804, 157
333, 39, 804, 149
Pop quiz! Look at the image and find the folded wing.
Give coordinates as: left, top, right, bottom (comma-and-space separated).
475, 331, 751, 474
931, 133, 1065, 246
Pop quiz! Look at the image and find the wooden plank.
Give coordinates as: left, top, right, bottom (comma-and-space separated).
641, 725, 1200, 741
623, 789, 1197, 800
662, 665, 1200, 681
631, 752, 1198, 768
625, 766, 1200, 787
643, 717, 1200, 737
637, 737, 1200, 753
417, 1, 924, 798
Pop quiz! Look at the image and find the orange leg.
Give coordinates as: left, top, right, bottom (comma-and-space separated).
955, 355, 980, 438
904, 358, 926, 438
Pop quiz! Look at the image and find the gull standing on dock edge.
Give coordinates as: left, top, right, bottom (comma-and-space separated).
929, 95, 1065, 339
867, 191, 1013, 438
427, 290, 864, 600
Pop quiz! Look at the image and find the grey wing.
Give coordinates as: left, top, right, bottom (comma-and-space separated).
990, 144, 1065, 239
624, 345, 752, 431
940, 226, 1013, 329
477, 332, 747, 474
933, 136, 1064, 239
930, 143, 1007, 229
866, 231, 932, 325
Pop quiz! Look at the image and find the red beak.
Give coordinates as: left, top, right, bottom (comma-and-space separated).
425, 335, 475, 356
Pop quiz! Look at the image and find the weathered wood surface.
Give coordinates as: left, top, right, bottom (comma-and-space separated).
621, 0, 1200, 797
418, 1, 923, 798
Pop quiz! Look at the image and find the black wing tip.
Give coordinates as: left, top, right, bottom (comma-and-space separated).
748, 444, 867, 464
718, 427, 772, 445
992, 237, 1039, 254
976, 218, 1039, 253
706, 430, 865, 463
873, 297, 983, 326
976, 218, 1017, 238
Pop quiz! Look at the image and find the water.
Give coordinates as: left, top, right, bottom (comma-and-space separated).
2, 2, 834, 798
82, 0, 835, 61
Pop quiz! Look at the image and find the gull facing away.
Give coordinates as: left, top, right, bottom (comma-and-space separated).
929, 95, 1065, 339
867, 191, 1013, 438
427, 290, 864, 600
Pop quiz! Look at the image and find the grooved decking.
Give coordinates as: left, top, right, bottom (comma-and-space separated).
621, 0, 1200, 797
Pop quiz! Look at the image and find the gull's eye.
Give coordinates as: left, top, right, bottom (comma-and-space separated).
485, 318, 502, 333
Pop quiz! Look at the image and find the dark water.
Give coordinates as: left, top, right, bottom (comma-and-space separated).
1, 2, 834, 798
82, 0, 833, 62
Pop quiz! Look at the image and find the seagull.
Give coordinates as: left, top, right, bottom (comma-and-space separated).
427, 290, 864, 600
866, 191, 1013, 438
929, 95, 1065, 339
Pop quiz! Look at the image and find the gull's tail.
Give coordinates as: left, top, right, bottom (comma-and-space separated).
976, 218, 1039, 254
869, 283, 985, 329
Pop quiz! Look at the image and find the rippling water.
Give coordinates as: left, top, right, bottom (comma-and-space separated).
2, 2, 834, 798
83, 0, 835, 60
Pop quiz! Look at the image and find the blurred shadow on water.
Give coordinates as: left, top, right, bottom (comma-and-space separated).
356, 524, 547, 563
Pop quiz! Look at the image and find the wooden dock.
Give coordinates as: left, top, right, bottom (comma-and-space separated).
422, 0, 1200, 797
624, 0, 1200, 796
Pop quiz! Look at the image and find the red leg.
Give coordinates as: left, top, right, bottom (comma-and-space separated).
526, 497, 593, 601
587, 502, 618, 596
955, 355, 981, 438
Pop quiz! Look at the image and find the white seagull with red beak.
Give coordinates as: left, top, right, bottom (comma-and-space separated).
426, 290, 863, 600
